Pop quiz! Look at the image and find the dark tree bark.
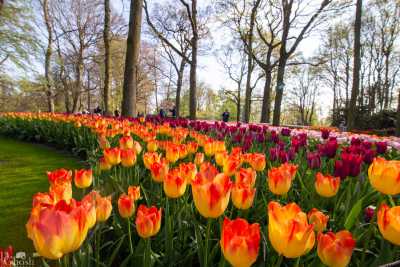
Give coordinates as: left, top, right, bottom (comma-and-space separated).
175, 58, 186, 118
243, 0, 260, 123
122, 0, 144, 117
396, 89, 400, 136
103, 0, 111, 115
260, 69, 272, 123
347, 0, 362, 130
187, 0, 198, 120
272, 0, 331, 126
41, 0, 55, 112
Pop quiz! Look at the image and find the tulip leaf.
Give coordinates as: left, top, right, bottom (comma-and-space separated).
344, 196, 364, 230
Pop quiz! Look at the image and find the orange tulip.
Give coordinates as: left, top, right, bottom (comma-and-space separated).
232, 183, 256, 210
248, 153, 266, 172
268, 201, 315, 258
121, 149, 137, 167
164, 168, 187, 198
74, 169, 93, 189
215, 141, 226, 153
133, 140, 143, 155
368, 157, 400, 195
215, 151, 228, 166
118, 194, 135, 218
135, 204, 162, 238
317, 231, 355, 267
47, 169, 72, 203
187, 141, 198, 154
204, 140, 215, 156
128, 185, 141, 201
179, 162, 197, 184
32, 192, 55, 207
235, 168, 256, 188
83, 191, 112, 222
103, 147, 121, 165
150, 159, 169, 183
377, 203, 400, 245
314, 172, 340, 198
308, 208, 329, 232
223, 156, 241, 176
220, 217, 260, 267
99, 156, 112, 171
192, 163, 232, 218
119, 136, 133, 149
267, 163, 298, 195
194, 152, 204, 166
166, 144, 180, 163
26, 198, 96, 260
180, 144, 189, 159
143, 152, 161, 169
147, 140, 158, 152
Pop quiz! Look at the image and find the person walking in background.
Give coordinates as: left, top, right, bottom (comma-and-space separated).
170, 106, 177, 118
114, 110, 120, 117
94, 106, 102, 115
222, 109, 230, 122
159, 108, 166, 118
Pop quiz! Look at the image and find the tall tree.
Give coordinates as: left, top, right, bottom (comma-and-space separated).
347, 0, 362, 130
242, 0, 261, 122
180, 0, 199, 120
103, 0, 111, 115
122, 0, 144, 117
272, 0, 334, 126
143, 1, 191, 117
40, 0, 55, 112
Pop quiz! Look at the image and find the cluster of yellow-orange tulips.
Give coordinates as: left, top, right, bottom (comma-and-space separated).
0, 112, 400, 266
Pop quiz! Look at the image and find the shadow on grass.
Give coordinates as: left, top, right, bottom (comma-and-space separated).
0, 136, 84, 253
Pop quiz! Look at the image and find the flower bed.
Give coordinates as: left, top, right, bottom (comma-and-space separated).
0, 112, 399, 267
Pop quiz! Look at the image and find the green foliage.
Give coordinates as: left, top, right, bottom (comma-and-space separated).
0, 0, 39, 70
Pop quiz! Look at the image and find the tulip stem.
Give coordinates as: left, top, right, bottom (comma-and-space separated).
388, 195, 396, 207
144, 238, 151, 267
294, 257, 300, 267
127, 219, 134, 255
275, 255, 283, 267
203, 219, 212, 267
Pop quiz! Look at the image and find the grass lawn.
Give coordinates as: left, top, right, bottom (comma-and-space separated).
0, 136, 84, 253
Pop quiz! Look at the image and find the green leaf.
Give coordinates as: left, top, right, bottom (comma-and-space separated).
344, 196, 363, 230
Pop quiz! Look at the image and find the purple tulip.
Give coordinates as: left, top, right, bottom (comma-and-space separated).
307, 152, 321, 169
375, 141, 388, 154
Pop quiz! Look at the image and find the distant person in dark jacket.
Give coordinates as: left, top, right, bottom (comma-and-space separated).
159, 108, 166, 118
222, 110, 230, 122
94, 106, 102, 115
114, 110, 120, 117
170, 106, 177, 118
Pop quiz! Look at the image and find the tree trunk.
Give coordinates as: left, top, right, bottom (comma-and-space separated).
103, 0, 111, 115
42, 0, 54, 112
189, 0, 198, 120
383, 53, 390, 109
237, 84, 241, 122
396, 89, 400, 136
260, 69, 272, 123
243, 1, 259, 123
122, 0, 144, 117
175, 58, 185, 118
87, 71, 91, 111
72, 55, 83, 113
272, 0, 292, 126
347, 0, 362, 131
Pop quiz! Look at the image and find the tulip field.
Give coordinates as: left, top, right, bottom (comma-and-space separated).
1, 112, 400, 267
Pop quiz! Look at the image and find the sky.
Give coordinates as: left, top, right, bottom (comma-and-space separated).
112, 0, 334, 119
